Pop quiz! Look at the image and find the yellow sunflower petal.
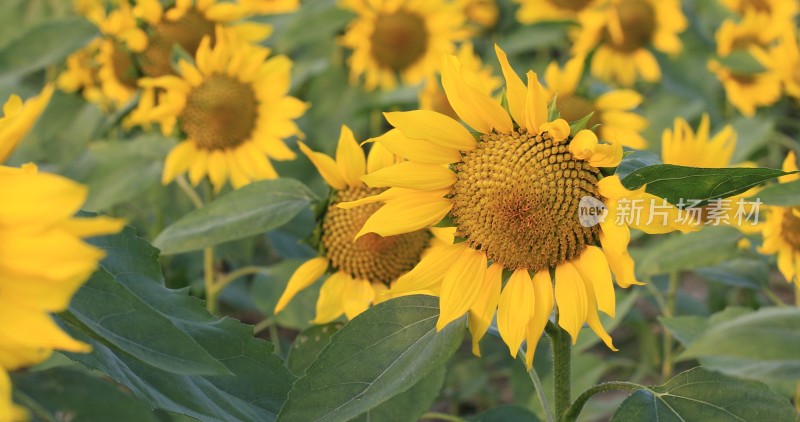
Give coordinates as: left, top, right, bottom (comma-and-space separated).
494, 44, 527, 129
555, 262, 588, 344
298, 141, 347, 190
361, 161, 457, 191
371, 129, 463, 164
525, 269, 554, 369
356, 190, 453, 239
336, 125, 367, 187
437, 247, 488, 330
391, 243, 467, 296
468, 263, 503, 356
162, 141, 197, 184
524, 71, 548, 131
383, 110, 476, 151
595, 90, 643, 110
343, 279, 375, 319
569, 130, 622, 167
497, 269, 534, 358
274, 257, 329, 313
312, 271, 350, 324
572, 246, 615, 317
366, 141, 398, 173
441, 55, 512, 134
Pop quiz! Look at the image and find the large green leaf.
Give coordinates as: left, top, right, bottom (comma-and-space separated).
59, 226, 295, 422
350, 368, 447, 422
610, 367, 795, 421
614, 150, 661, 180
277, 295, 467, 422
621, 165, 789, 206
0, 18, 97, 77
287, 323, 344, 376
11, 366, 160, 422
676, 307, 800, 382
633, 227, 743, 277
154, 178, 316, 254
748, 179, 800, 207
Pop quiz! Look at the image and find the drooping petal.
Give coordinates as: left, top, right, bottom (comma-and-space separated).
468, 263, 503, 356
312, 271, 350, 324
437, 247, 488, 330
342, 279, 375, 319
391, 243, 467, 296
572, 246, 616, 317
497, 269, 534, 358
525, 270, 554, 369
275, 257, 329, 313
554, 262, 588, 343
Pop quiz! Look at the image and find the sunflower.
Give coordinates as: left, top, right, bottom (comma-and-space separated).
419, 42, 502, 120
772, 27, 800, 100
339, 0, 470, 91
543, 55, 648, 148
133, 28, 307, 191
459, 0, 499, 29
759, 152, 800, 286
571, 0, 687, 87
224, 0, 301, 16
339, 46, 696, 366
719, 0, 799, 30
131, 0, 271, 78
0, 87, 124, 420
661, 114, 736, 168
514, 0, 600, 24
274, 125, 451, 322
708, 12, 782, 117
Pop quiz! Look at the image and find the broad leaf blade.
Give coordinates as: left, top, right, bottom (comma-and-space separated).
0, 18, 97, 77
748, 179, 800, 206
350, 368, 447, 422
60, 226, 295, 422
277, 295, 467, 422
632, 227, 743, 277
11, 367, 160, 422
154, 178, 316, 254
610, 367, 795, 421
621, 165, 789, 206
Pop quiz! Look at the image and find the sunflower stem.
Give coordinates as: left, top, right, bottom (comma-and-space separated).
528, 365, 555, 422
175, 175, 204, 209
546, 321, 571, 422
562, 381, 644, 422
204, 247, 217, 314
661, 271, 679, 379
212, 266, 270, 295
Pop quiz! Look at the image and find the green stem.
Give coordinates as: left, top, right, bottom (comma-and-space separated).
763, 287, 787, 307
212, 266, 270, 295
269, 321, 282, 357
253, 318, 274, 335
528, 366, 555, 422
204, 247, 217, 314
420, 412, 468, 422
562, 382, 644, 422
12, 390, 58, 422
175, 174, 204, 209
546, 321, 571, 422
662, 272, 679, 379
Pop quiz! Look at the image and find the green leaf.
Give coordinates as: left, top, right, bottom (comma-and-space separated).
621, 164, 789, 207
614, 150, 661, 180
350, 368, 447, 422
277, 295, 467, 422
154, 178, 316, 254
677, 307, 800, 382
716, 50, 767, 74
59, 225, 295, 422
632, 227, 743, 277
694, 258, 769, 289
547, 93, 560, 122
0, 18, 97, 77
469, 405, 542, 422
610, 367, 795, 421
748, 179, 800, 206
11, 366, 161, 422
287, 323, 344, 376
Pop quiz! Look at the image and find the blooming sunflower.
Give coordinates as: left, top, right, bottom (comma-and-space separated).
514, 0, 599, 24
132, 0, 271, 77
0, 88, 125, 420
419, 42, 502, 120
543, 55, 648, 148
772, 27, 800, 100
274, 125, 451, 322
338, 0, 469, 91
134, 28, 307, 191
759, 152, 800, 286
571, 0, 687, 87
708, 12, 782, 117
661, 114, 736, 168
719, 0, 799, 30
340, 46, 695, 366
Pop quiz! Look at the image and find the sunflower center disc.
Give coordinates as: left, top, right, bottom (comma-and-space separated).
737, 0, 771, 13
180, 75, 258, 150
451, 129, 602, 271
322, 186, 431, 284
111, 43, 139, 89
556, 94, 602, 128
371, 11, 429, 72
608, 0, 656, 52
139, 9, 216, 77
550, 0, 593, 12
781, 208, 800, 251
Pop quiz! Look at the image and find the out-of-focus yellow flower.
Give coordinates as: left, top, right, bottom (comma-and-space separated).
772, 27, 800, 100
133, 28, 307, 192
460, 0, 499, 28
661, 114, 736, 168
419, 42, 502, 119
0, 87, 125, 421
339, 0, 469, 91
571, 0, 687, 87
719, 0, 798, 30
543, 55, 648, 148
759, 152, 800, 287
514, 0, 600, 24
